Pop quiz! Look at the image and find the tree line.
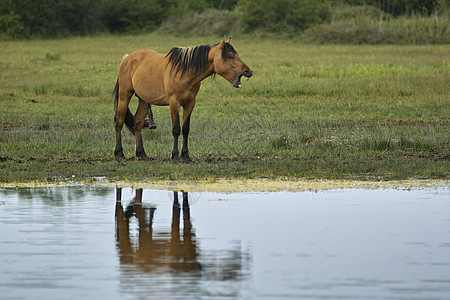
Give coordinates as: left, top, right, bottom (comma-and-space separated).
0, 0, 447, 39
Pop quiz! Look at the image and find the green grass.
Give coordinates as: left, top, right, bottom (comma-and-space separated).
0, 34, 449, 183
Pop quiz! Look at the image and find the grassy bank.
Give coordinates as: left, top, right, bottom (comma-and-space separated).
0, 35, 449, 183
303, 4, 450, 44
156, 5, 449, 45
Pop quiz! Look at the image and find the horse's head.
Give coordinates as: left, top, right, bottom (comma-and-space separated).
211, 37, 253, 88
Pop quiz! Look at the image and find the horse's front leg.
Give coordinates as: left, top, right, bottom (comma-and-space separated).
180, 100, 195, 161
170, 102, 181, 161
134, 99, 149, 159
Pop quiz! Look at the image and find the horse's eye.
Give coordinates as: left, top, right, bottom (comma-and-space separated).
227, 52, 235, 59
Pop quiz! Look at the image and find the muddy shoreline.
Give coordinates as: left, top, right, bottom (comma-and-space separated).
1, 178, 448, 192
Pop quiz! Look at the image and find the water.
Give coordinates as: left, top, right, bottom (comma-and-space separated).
0, 186, 449, 300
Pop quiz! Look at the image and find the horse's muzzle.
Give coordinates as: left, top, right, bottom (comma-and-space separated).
233, 70, 253, 88
243, 70, 253, 78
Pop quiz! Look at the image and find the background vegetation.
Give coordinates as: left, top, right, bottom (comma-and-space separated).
1, 0, 449, 43
0, 35, 448, 183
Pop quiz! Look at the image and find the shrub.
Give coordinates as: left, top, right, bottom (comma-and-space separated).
100, 0, 164, 33
158, 9, 240, 36
376, 0, 441, 16
0, 0, 103, 38
0, 0, 447, 40
207, 0, 239, 10
338, 0, 445, 15
330, 4, 385, 22
168, 0, 209, 17
303, 4, 450, 44
237, 0, 330, 35
0, 12, 24, 39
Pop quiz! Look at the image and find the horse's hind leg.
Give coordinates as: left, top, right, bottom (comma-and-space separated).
114, 88, 133, 160
114, 111, 125, 160
134, 98, 149, 159
146, 103, 157, 129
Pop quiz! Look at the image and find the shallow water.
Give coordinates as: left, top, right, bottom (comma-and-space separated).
0, 186, 449, 300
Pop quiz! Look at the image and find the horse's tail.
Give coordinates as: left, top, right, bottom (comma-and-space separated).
113, 78, 134, 135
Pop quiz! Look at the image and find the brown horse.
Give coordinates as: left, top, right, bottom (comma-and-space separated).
113, 37, 253, 161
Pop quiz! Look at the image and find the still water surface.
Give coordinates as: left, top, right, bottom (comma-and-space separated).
0, 186, 449, 299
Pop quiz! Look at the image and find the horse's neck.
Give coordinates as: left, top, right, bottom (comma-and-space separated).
202, 66, 215, 81
186, 64, 215, 87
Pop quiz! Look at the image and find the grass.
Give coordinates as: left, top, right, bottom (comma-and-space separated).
0, 34, 449, 183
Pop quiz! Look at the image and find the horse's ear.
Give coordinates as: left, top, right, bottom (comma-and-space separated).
218, 36, 226, 48
226, 36, 232, 43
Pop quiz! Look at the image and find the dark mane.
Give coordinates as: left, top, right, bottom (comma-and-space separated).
166, 45, 211, 76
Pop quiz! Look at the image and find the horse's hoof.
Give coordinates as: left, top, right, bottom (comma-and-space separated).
137, 155, 151, 161
136, 153, 150, 160
115, 155, 126, 162
148, 125, 157, 130
181, 155, 191, 163
114, 150, 126, 161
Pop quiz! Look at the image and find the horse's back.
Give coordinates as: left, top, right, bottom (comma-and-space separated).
119, 49, 169, 105
120, 49, 165, 75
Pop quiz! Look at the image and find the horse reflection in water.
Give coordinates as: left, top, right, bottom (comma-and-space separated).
115, 188, 201, 273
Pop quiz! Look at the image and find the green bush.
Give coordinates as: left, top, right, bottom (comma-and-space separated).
303, 9, 450, 44
0, 0, 167, 37
0, 12, 24, 39
338, 0, 445, 15
376, 0, 441, 16
208, 0, 239, 10
158, 9, 240, 36
0, 0, 103, 38
330, 4, 385, 21
237, 0, 330, 34
0, 0, 447, 40
100, 0, 164, 33
0, 0, 238, 38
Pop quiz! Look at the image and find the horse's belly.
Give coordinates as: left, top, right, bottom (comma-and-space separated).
133, 75, 169, 105
149, 96, 169, 106
137, 91, 169, 106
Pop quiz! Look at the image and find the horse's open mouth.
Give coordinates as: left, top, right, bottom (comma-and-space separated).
233, 71, 253, 88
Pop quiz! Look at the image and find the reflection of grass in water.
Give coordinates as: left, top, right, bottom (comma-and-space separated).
0, 35, 449, 183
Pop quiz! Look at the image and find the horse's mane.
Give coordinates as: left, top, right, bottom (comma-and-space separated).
166, 45, 211, 76
166, 43, 238, 76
